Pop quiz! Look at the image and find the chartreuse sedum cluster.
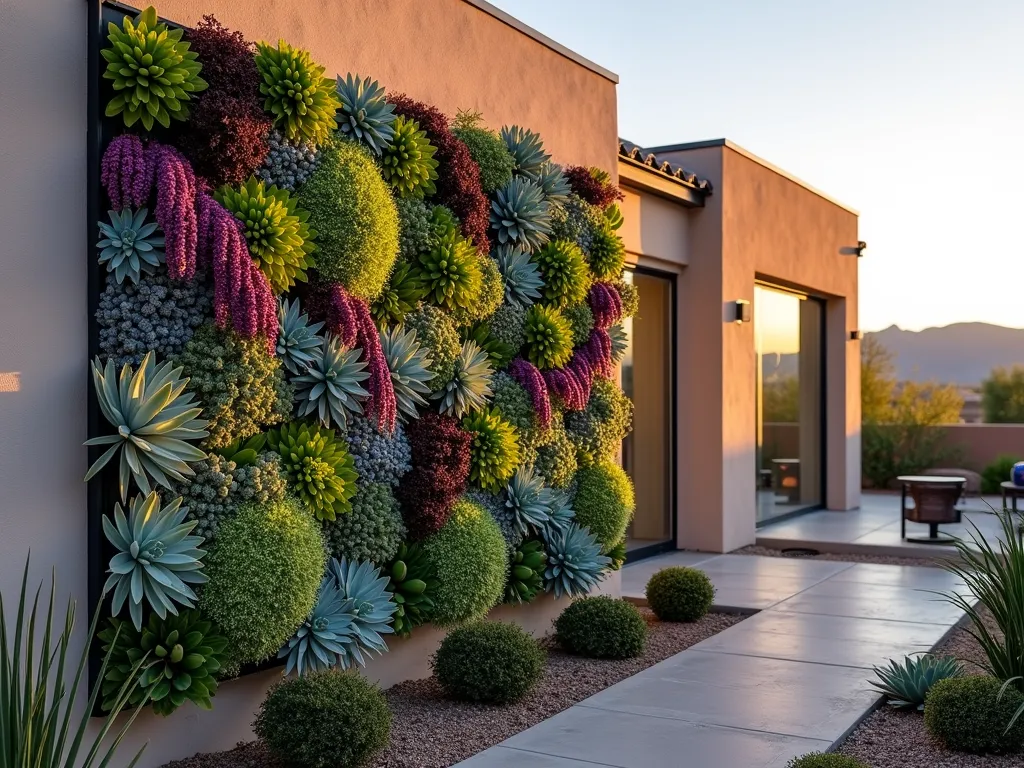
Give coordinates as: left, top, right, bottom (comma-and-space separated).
86, 3, 635, 720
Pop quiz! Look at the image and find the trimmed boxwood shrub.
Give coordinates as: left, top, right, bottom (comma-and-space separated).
925, 676, 1024, 754
255, 671, 391, 768
432, 622, 545, 703
786, 755, 868, 768
645, 567, 714, 623
571, 460, 635, 549
555, 596, 646, 659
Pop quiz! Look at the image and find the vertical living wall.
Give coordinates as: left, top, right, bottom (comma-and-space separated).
85, 1, 636, 716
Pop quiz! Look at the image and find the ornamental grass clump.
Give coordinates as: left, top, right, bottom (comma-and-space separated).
254, 40, 340, 146
555, 596, 647, 659
572, 461, 635, 549
267, 421, 358, 521
925, 676, 1024, 754
255, 671, 391, 768
433, 622, 545, 704
645, 567, 715, 622
199, 497, 326, 668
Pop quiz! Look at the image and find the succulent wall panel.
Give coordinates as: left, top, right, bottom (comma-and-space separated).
86, 3, 633, 717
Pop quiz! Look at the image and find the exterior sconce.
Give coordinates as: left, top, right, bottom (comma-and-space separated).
731, 300, 751, 324
849, 330, 863, 341
839, 241, 867, 257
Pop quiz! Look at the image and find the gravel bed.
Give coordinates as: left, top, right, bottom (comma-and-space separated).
163, 610, 743, 768
734, 544, 945, 568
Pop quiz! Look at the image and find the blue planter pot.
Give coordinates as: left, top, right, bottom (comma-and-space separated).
1013, 462, 1024, 487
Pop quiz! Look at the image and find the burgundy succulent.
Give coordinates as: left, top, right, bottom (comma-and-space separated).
508, 358, 552, 428
588, 281, 623, 329
389, 94, 489, 245
397, 413, 472, 539
101, 134, 154, 210
152, 144, 198, 281
564, 165, 624, 208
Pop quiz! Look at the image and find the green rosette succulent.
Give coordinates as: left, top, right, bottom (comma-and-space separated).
505, 538, 547, 604
413, 212, 483, 314
544, 522, 611, 598
85, 351, 209, 502
467, 322, 516, 370
500, 125, 550, 181
434, 340, 493, 418
267, 422, 359, 521
523, 304, 574, 370
493, 243, 542, 308
490, 176, 552, 250
215, 433, 268, 468
97, 208, 165, 285
276, 297, 325, 375
385, 542, 439, 637
292, 335, 370, 430
604, 204, 624, 231
101, 6, 207, 130
463, 408, 521, 493
380, 324, 435, 421
335, 73, 397, 155
215, 177, 317, 294
608, 322, 629, 363
98, 610, 228, 716
371, 261, 428, 327
533, 239, 591, 309
381, 116, 439, 199
255, 40, 340, 146
587, 224, 626, 281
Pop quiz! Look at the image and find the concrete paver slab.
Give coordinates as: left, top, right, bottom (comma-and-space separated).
773, 580, 966, 625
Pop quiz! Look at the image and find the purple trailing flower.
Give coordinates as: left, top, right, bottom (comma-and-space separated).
101, 134, 154, 210
578, 328, 614, 379
588, 281, 623, 330
508, 358, 552, 427
152, 143, 198, 281
544, 366, 587, 411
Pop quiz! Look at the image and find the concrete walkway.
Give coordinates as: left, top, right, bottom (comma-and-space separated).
457, 553, 967, 767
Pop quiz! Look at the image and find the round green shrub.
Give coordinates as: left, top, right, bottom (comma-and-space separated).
432, 622, 545, 703
487, 302, 527, 353
405, 304, 461, 392
786, 755, 869, 768
572, 461, 635, 549
645, 567, 715, 623
322, 482, 406, 565
255, 671, 390, 768
199, 497, 326, 668
421, 497, 507, 626
532, 423, 577, 488
452, 124, 516, 194
395, 197, 432, 261
925, 676, 1024, 754
565, 378, 634, 464
300, 138, 399, 301
555, 596, 646, 659
982, 454, 1024, 494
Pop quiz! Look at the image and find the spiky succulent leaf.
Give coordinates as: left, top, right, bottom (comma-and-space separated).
536, 162, 571, 209
380, 325, 435, 421
101, 491, 208, 630
267, 422, 358, 520
277, 298, 325, 375
385, 542, 439, 637
255, 40, 340, 146
504, 465, 553, 537
463, 408, 521, 493
413, 212, 483, 313
292, 335, 370, 430
213, 433, 268, 468
101, 6, 207, 130
434, 340, 493, 418
533, 239, 590, 309
500, 125, 550, 181
604, 537, 627, 571
97, 207, 165, 285
215, 177, 317, 293
371, 260, 428, 326
505, 538, 547, 604
604, 204, 624, 231
544, 522, 611, 598
608, 322, 628, 363
335, 73, 397, 155
328, 557, 398, 669
85, 351, 209, 501
381, 116, 439, 198
490, 176, 552, 250
870, 654, 964, 710
522, 304, 573, 370
467, 322, 516, 369
540, 488, 576, 541
278, 574, 354, 676
98, 610, 228, 715
493, 243, 543, 308
587, 225, 626, 281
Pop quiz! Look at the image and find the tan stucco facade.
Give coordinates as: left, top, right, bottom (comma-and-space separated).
620, 140, 861, 553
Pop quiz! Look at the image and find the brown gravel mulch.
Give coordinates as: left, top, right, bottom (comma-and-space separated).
164, 610, 743, 768
734, 544, 945, 568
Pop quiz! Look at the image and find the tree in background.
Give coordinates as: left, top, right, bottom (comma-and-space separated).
861, 336, 964, 488
761, 375, 799, 423
982, 365, 1024, 423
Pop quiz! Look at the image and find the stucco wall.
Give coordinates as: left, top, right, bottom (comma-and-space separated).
0, 1, 617, 765
619, 186, 691, 268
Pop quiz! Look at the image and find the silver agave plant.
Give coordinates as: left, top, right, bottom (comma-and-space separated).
335, 73, 397, 155
433, 339, 493, 418
536, 162, 571, 209
292, 334, 370, 430
490, 176, 552, 251
504, 465, 553, 537
329, 557, 398, 669
493, 242, 543, 307
278, 573, 352, 677
97, 207, 165, 285
540, 487, 577, 541
500, 124, 550, 181
544, 522, 610, 599
85, 351, 209, 501
380, 325, 435, 421
102, 491, 208, 630
276, 297, 324, 375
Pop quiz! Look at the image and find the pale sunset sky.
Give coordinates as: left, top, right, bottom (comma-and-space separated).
491, 0, 1024, 333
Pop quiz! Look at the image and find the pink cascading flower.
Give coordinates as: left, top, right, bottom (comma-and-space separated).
588, 281, 623, 330
307, 282, 359, 349
543, 328, 615, 411
578, 327, 614, 379
152, 144, 198, 281
544, 367, 587, 411
508, 358, 552, 427
100, 134, 154, 210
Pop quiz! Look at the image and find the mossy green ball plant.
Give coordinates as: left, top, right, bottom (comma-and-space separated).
200, 497, 326, 668
254, 40, 340, 146
452, 111, 516, 194
533, 239, 590, 309
101, 6, 207, 130
645, 566, 715, 623
215, 177, 316, 294
381, 116, 439, 198
463, 408, 521, 492
432, 622, 545, 704
925, 676, 1024, 755
300, 138, 400, 301
422, 497, 508, 626
786, 756, 869, 768
523, 304, 574, 370
572, 461, 635, 549
268, 422, 359, 521
555, 596, 646, 659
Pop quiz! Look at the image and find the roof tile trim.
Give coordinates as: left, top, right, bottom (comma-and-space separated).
618, 140, 713, 194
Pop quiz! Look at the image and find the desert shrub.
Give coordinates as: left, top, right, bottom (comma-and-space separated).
199, 497, 326, 668
925, 676, 1024, 754
786, 755, 868, 768
255, 671, 390, 768
982, 454, 1024, 494
645, 567, 714, 623
421, 497, 507, 625
571, 461, 635, 549
432, 622, 545, 703
555, 596, 646, 659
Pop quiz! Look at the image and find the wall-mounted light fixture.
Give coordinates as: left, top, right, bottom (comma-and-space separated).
839, 241, 867, 257
849, 330, 864, 341
731, 300, 751, 324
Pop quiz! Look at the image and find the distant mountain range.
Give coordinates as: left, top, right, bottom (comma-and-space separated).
867, 323, 1024, 386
